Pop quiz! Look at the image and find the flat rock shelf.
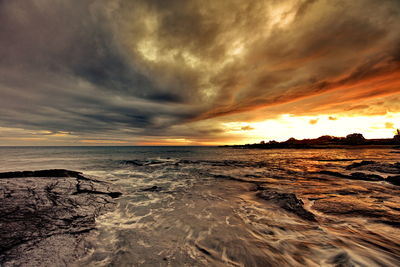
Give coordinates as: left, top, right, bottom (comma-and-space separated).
0, 169, 122, 266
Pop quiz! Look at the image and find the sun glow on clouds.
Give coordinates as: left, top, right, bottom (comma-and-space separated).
0, 0, 400, 146
223, 113, 400, 144
268, 2, 296, 29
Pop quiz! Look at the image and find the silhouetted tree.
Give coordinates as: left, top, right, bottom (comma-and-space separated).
316, 135, 333, 143
394, 129, 400, 143
285, 137, 297, 144
345, 133, 366, 145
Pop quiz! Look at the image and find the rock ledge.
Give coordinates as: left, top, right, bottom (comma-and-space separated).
0, 169, 121, 266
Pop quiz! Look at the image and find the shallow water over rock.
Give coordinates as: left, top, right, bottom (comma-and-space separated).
0, 147, 399, 266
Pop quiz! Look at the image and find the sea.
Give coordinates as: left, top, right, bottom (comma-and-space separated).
0, 146, 399, 266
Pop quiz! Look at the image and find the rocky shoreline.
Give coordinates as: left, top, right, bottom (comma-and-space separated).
197, 158, 400, 228
0, 169, 122, 266
1, 157, 400, 266
223, 132, 400, 149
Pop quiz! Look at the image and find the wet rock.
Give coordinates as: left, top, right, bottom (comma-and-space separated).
333, 190, 358, 196
345, 160, 376, 169
318, 171, 349, 178
244, 174, 263, 178
141, 185, 162, 192
0, 169, 122, 266
318, 170, 384, 182
312, 199, 400, 227
184, 159, 270, 168
328, 252, 357, 267
207, 173, 250, 183
349, 172, 383, 181
375, 220, 400, 227
0, 169, 89, 179
345, 161, 400, 174
123, 160, 145, 166
257, 190, 316, 222
386, 175, 400, 186
124, 159, 167, 166
316, 159, 357, 162
195, 244, 212, 256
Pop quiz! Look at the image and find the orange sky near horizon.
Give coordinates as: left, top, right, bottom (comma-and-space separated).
1, 112, 398, 146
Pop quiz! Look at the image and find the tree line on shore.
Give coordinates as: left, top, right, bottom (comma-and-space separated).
226, 130, 400, 148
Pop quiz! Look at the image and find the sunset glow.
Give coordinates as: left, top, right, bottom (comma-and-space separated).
0, 0, 399, 145
222, 113, 400, 145
3, 2, 400, 266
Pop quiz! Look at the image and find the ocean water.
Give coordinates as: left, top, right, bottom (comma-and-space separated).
1, 146, 400, 266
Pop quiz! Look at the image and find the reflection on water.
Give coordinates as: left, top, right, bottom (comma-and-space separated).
0, 147, 399, 266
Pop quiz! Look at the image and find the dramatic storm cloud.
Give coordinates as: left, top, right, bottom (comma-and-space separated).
0, 0, 399, 145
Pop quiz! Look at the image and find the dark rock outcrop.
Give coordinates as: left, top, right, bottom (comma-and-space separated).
123, 160, 146, 166
349, 172, 384, 181
345, 161, 376, 169
319, 161, 400, 186
0, 169, 122, 266
318, 171, 350, 178
0, 169, 88, 179
257, 190, 316, 222
328, 252, 359, 266
318, 170, 384, 182
123, 159, 166, 166
141, 185, 162, 192
312, 199, 400, 227
386, 175, 400, 186
345, 161, 400, 174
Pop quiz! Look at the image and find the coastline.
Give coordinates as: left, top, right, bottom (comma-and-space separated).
222, 133, 400, 150
1, 148, 399, 266
223, 144, 400, 149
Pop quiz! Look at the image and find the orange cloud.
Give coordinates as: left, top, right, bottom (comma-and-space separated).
197, 68, 400, 120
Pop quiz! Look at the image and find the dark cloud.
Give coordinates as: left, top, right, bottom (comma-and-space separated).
0, 0, 399, 143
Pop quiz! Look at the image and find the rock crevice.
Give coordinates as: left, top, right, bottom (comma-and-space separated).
0, 169, 122, 266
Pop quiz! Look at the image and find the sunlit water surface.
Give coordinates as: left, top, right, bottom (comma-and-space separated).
0, 146, 399, 266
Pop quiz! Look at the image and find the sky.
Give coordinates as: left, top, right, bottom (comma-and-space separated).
0, 0, 399, 146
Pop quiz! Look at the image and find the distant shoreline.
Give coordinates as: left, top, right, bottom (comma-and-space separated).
222, 132, 400, 150
222, 144, 400, 149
